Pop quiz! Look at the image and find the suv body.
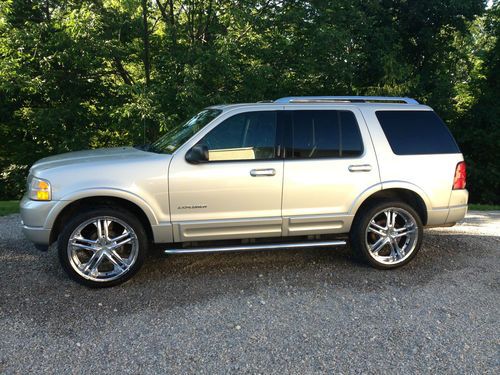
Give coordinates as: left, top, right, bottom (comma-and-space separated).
20, 96, 468, 287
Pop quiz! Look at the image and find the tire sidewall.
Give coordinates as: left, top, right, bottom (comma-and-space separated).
58, 207, 148, 288
350, 200, 423, 269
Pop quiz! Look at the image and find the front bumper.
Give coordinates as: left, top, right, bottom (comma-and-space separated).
21, 224, 51, 246
20, 195, 59, 245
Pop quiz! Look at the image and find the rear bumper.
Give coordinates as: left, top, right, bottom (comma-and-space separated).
426, 189, 468, 226
446, 204, 468, 224
446, 189, 469, 223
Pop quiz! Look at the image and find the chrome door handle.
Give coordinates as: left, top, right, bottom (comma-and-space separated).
348, 164, 372, 172
250, 168, 276, 177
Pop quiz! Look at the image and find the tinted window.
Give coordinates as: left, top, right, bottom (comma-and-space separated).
150, 109, 222, 153
288, 110, 363, 158
376, 110, 460, 155
199, 111, 277, 161
340, 111, 364, 157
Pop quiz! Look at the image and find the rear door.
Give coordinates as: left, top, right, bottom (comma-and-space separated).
281, 106, 380, 236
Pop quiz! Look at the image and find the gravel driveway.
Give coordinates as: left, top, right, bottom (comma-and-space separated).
0, 211, 498, 374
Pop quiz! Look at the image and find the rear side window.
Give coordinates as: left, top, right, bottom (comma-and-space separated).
376, 110, 460, 155
287, 110, 363, 158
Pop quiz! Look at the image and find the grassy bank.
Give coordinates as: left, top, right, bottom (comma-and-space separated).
468, 204, 500, 211
0, 201, 20, 216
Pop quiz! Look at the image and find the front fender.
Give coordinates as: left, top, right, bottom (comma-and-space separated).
44, 188, 160, 229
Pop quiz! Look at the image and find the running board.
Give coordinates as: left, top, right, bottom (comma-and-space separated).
164, 240, 346, 254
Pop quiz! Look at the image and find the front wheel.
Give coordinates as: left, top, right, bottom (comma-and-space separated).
350, 201, 423, 269
58, 207, 148, 287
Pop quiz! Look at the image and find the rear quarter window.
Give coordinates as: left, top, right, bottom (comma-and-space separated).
376, 110, 460, 155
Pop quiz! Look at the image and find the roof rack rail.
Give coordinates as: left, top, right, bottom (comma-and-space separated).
274, 96, 419, 104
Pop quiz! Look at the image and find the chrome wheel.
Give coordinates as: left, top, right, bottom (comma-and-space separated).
365, 207, 418, 265
67, 216, 139, 282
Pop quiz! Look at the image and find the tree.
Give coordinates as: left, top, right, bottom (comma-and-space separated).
0, 0, 497, 203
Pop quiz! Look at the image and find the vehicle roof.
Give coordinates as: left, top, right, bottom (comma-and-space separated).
208, 102, 431, 112
207, 96, 430, 112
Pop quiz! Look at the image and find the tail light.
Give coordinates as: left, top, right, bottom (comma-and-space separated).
453, 161, 466, 190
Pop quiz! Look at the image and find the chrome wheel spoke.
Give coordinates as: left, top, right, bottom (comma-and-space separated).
371, 237, 388, 254
103, 219, 110, 240
392, 241, 404, 260
110, 235, 134, 249
82, 252, 104, 275
384, 211, 391, 226
390, 211, 398, 227
106, 250, 128, 271
370, 220, 386, 231
95, 219, 103, 239
368, 224, 386, 237
109, 230, 130, 243
74, 236, 97, 246
394, 228, 415, 238
71, 242, 97, 251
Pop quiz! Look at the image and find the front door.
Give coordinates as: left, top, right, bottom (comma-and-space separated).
168, 109, 284, 242
281, 107, 380, 236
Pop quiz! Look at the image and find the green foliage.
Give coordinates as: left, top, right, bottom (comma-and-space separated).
0, 0, 498, 203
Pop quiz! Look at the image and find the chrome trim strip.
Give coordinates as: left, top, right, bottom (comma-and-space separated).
164, 240, 346, 254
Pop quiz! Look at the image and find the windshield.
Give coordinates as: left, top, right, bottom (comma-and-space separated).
149, 109, 222, 153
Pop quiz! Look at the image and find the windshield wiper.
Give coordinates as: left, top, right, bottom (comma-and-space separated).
134, 143, 151, 151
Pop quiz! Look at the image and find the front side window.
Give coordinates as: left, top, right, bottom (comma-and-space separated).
197, 111, 278, 161
287, 110, 363, 158
150, 109, 222, 153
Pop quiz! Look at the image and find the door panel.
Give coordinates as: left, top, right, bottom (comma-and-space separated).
169, 160, 284, 241
168, 109, 284, 242
281, 107, 380, 235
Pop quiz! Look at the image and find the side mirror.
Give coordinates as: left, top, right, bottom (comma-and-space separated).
185, 144, 209, 164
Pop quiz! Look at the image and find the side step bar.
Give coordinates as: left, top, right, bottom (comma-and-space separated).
164, 240, 346, 255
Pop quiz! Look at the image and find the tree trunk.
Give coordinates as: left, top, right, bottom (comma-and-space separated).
142, 0, 151, 86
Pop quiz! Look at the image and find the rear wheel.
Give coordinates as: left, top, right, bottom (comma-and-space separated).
58, 207, 148, 287
350, 200, 423, 269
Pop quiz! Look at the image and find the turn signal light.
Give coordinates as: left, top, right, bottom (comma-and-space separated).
29, 177, 52, 201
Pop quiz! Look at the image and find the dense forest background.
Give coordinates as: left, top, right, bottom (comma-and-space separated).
0, 0, 498, 203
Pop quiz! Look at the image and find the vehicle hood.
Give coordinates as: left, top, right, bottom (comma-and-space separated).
29, 147, 173, 201
30, 147, 151, 173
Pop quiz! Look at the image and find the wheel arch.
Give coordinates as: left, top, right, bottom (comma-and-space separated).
351, 184, 430, 226
48, 193, 157, 245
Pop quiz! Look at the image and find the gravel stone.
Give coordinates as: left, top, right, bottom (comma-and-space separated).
0, 211, 498, 374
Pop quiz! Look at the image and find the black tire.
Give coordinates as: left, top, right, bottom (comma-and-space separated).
58, 206, 148, 288
349, 200, 423, 269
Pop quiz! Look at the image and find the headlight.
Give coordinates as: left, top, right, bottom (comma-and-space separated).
29, 177, 51, 201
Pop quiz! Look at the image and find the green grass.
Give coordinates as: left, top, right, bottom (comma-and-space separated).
468, 203, 500, 211
0, 200, 20, 216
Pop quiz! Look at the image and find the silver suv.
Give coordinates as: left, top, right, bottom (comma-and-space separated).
20, 96, 468, 287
